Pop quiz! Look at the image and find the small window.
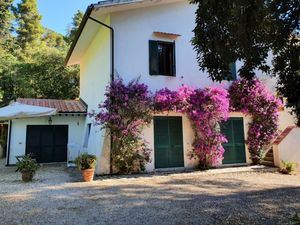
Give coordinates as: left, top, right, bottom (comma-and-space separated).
149, 40, 176, 76
83, 123, 91, 148
228, 62, 237, 80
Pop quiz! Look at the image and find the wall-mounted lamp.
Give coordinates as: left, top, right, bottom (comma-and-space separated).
48, 117, 52, 125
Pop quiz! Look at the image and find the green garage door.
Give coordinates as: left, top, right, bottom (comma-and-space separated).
154, 117, 184, 169
221, 118, 246, 164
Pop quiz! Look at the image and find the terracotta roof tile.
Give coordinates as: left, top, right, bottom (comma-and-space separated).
16, 98, 87, 114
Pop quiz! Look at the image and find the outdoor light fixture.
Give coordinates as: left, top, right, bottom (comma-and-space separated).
48, 117, 52, 125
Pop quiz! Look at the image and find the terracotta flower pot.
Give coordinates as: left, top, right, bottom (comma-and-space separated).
82, 169, 95, 182
21, 171, 34, 182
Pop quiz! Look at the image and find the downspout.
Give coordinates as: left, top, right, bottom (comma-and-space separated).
88, 16, 115, 174
88, 16, 115, 82
6, 120, 12, 166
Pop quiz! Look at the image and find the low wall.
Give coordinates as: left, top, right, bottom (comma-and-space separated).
274, 127, 300, 171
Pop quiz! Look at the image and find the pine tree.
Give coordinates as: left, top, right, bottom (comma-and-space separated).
0, 0, 14, 40
66, 10, 83, 44
15, 0, 44, 49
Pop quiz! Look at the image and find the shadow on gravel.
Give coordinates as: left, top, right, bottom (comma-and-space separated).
0, 173, 299, 225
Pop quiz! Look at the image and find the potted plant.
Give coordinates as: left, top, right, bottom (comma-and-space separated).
75, 153, 97, 182
16, 154, 39, 182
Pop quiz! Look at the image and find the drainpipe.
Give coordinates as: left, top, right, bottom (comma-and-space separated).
88, 16, 115, 174
88, 16, 115, 82
6, 120, 12, 166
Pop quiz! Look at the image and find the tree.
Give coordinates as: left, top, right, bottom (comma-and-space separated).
42, 28, 68, 51
14, 0, 43, 49
273, 35, 300, 126
66, 10, 83, 44
0, 0, 14, 40
29, 49, 79, 99
191, 0, 300, 122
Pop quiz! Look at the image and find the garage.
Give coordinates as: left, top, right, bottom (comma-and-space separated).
26, 125, 68, 163
221, 117, 246, 164
154, 117, 184, 169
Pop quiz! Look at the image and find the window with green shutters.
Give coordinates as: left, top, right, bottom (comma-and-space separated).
149, 40, 176, 76
154, 117, 184, 168
221, 117, 246, 164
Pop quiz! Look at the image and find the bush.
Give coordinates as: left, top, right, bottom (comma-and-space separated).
92, 78, 153, 174
280, 161, 299, 174
74, 153, 97, 170
16, 154, 39, 173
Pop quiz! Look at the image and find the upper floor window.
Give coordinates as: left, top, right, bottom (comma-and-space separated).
149, 40, 176, 76
227, 62, 237, 80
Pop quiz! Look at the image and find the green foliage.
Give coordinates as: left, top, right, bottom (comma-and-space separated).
42, 28, 68, 51
190, 0, 300, 123
66, 10, 83, 44
14, 0, 44, 49
16, 154, 39, 173
0, 2, 80, 106
280, 160, 299, 174
273, 35, 300, 125
93, 78, 153, 174
0, 0, 14, 40
75, 153, 97, 170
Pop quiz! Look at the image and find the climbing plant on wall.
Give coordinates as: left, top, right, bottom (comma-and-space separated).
229, 78, 282, 164
154, 85, 229, 168
93, 78, 281, 173
92, 78, 153, 174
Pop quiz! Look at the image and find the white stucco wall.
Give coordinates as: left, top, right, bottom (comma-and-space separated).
274, 127, 300, 171
8, 115, 85, 165
76, 1, 296, 174
111, 1, 215, 92
79, 15, 111, 175
141, 112, 252, 172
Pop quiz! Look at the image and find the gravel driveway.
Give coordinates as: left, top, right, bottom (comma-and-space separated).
0, 160, 299, 225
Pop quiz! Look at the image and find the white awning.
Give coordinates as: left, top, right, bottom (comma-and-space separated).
0, 102, 57, 121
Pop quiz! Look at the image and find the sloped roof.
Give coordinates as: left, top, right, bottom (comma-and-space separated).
16, 98, 87, 114
94, 0, 142, 7
65, 0, 184, 66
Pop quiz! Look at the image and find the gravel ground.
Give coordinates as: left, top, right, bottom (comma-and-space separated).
0, 160, 299, 225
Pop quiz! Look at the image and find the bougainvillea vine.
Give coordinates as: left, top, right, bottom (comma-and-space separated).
154, 85, 230, 168
92, 78, 153, 173
229, 78, 282, 164
93, 77, 281, 173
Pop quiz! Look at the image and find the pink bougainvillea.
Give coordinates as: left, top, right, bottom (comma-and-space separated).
154, 85, 230, 168
229, 78, 282, 164
93, 77, 281, 173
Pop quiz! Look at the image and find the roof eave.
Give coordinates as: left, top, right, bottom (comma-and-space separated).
64, 4, 95, 66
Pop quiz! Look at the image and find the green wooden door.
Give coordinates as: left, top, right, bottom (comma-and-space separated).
221, 118, 246, 164
154, 117, 184, 168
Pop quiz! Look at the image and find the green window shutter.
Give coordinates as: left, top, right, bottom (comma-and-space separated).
229, 62, 237, 80
168, 117, 183, 167
221, 118, 246, 164
232, 119, 245, 144
149, 40, 159, 75
172, 42, 176, 76
154, 118, 170, 168
154, 117, 184, 168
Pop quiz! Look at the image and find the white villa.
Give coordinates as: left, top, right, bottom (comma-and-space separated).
4, 0, 298, 174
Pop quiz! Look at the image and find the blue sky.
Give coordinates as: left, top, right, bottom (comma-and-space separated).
15, 0, 98, 35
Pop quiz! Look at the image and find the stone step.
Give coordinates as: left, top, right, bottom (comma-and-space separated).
264, 156, 274, 162
261, 160, 275, 167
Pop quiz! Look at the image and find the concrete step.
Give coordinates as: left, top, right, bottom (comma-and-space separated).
264, 156, 274, 162
261, 160, 274, 167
